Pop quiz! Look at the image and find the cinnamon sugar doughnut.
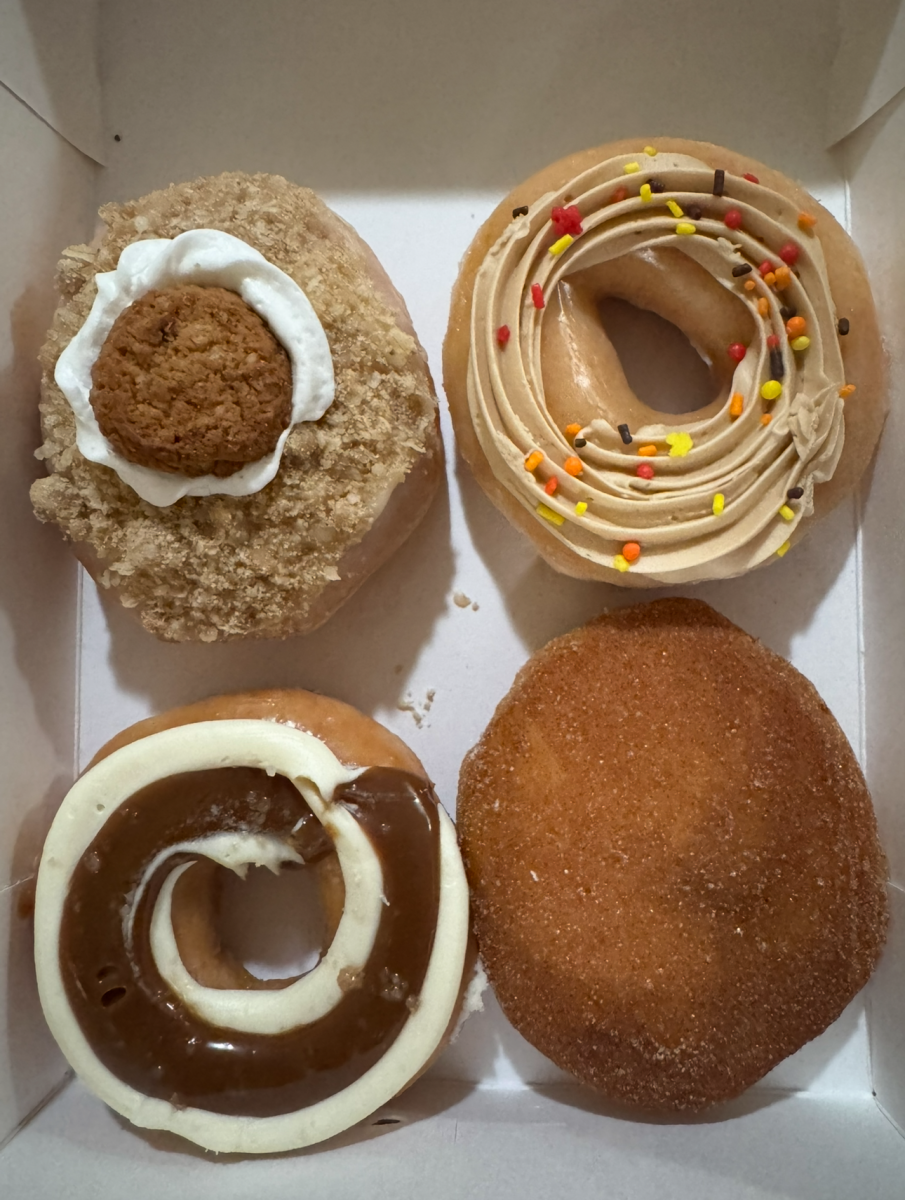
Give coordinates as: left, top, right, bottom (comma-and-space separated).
444, 139, 886, 585
31, 174, 442, 641
457, 599, 888, 1111
34, 691, 476, 1153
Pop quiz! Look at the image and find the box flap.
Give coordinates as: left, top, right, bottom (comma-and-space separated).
828, 0, 905, 145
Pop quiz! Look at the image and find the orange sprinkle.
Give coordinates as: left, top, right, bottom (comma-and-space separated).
564, 423, 582, 438
839, 383, 856, 399
757, 297, 770, 317
637, 444, 658, 457
524, 450, 544, 472
786, 316, 807, 337
622, 541, 641, 563
761, 413, 773, 426
774, 265, 792, 289
798, 211, 817, 230
744, 279, 757, 292
564, 455, 584, 476
544, 476, 558, 496
729, 392, 744, 418
763, 271, 776, 286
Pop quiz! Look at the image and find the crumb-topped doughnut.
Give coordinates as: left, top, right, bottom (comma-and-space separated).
457, 599, 888, 1111
35, 691, 478, 1153
31, 174, 442, 641
444, 139, 886, 585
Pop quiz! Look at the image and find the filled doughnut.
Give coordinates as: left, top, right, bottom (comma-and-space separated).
457, 599, 888, 1111
34, 691, 476, 1153
444, 139, 886, 584
31, 173, 443, 641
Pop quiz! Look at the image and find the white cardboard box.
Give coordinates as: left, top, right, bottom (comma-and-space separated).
2, 1, 904, 1194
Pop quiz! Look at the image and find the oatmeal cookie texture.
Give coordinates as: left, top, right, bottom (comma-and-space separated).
31, 173, 441, 641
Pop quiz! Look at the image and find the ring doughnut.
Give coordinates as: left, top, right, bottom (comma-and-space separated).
444, 139, 886, 584
31, 173, 443, 641
34, 691, 474, 1153
457, 599, 888, 1111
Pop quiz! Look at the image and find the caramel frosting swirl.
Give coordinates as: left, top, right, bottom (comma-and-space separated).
467, 150, 849, 582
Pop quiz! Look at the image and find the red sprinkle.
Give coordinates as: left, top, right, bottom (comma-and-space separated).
779, 241, 800, 265
727, 342, 747, 362
724, 209, 743, 230
544, 476, 558, 496
496, 324, 511, 347
612, 186, 629, 203
531, 283, 545, 309
767, 334, 780, 349
759, 260, 775, 277
636, 462, 655, 480
743, 172, 760, 183
551, 204, 583, 237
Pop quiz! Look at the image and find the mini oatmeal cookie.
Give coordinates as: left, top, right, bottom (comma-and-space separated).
31, 174, 442, 641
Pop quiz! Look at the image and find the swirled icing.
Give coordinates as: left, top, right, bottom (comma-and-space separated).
466, 150, 849, 582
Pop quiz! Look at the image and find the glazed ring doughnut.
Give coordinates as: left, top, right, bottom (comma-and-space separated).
34, 691, 475, 1154
457, 599, 888, 1111
444, 138, 886, 585
31, 173, 443, 641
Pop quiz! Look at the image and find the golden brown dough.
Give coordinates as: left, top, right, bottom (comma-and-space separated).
457, 598, 888, 1111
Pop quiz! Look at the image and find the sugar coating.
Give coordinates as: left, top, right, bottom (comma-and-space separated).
457, 598, 888, 1111
31, 173, 438, 641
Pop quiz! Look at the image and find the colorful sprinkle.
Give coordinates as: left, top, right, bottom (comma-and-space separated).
724, 209, 743, 230
574, 501, 588, 515
564, 456, 584, 476
565, 423, 582, 438
759, 260, 775, 277
786, 316, 807, 337
624, 162, 641, 174
512, 205, 529, 218
732, 263, 753, 277
744, 279, 757, 292
728, 342, 747, 362
618, 423, 633, 445
798, 212, 817, 230
612, 554, 631, 572
544, 476, 559, 496
763, 271, 777, 287
761, 413, 773, 426
791, 336, 811, 351
839, 384, 856, 399
649, 179, 666, 193
761, 380, 782, 401
636, 462, 655, 479
838, 318, 850, 336
676, 222, 697, 236
773, 265, 792, 290
766, 334, 780, 349
612, 186, 629, 203
757, 297, 770, 317
780, 305, 798, 322
551, 204, 583, 237
524, 450, 544, 472
638, 444, 658, 457
778, 241, 800, 266
712, 493, 725, 516
531, 283, 545, 309
666, 431, 694, 457
536, 502, 564, 526
496, 324, 511, 347
666, 199, 684, 218
686, 203, 703, 221
549, 233, 574, 256
769, 348, 785, 380
779, 504, 795, 521
776, 540, 791, 557
730, 392, 744, 418
622, 541, 641, 563
640, 183, 653, 203
573, 437, 587, 448
713, 169, 725, 197
644, 146, 657, 156
787, 486, 804, 500
743, 172, 760, 184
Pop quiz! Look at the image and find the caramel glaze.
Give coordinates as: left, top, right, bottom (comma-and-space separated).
59, 766, 441, 1117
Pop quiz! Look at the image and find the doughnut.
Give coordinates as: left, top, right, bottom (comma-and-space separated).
444, 139, 886, 585
457, 598, 888, 1111
34, 690, 476, 1153
30, 173, 443, 641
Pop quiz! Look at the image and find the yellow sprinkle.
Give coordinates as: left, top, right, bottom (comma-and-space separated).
676, 222, 697, 236
840, 383, 857, 399
729, 392, 744, 419
624, 162, 641, 174
574, 501, 588, 516
761, 380, 782, 402
712, 493, 725, 516
666, 431, 694, 457
549, 233, 574, 256
779, 504, 795, 521
613, 554, 631, 572
791, 335, 811, 351
640, 183, 652, 203
666, 199, 684, 218
644, 145, 657, 156
524, 450, 544, 472
776, 540, 791, 558
536, 502, 564, 527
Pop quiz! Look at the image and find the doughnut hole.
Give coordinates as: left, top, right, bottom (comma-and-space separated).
541, 247, 756, 429
170, 853, 343, 989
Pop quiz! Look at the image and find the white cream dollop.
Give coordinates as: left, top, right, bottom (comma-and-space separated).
54, 229, 335, 507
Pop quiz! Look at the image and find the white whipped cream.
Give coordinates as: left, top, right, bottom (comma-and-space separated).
54, 229, 335, 507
